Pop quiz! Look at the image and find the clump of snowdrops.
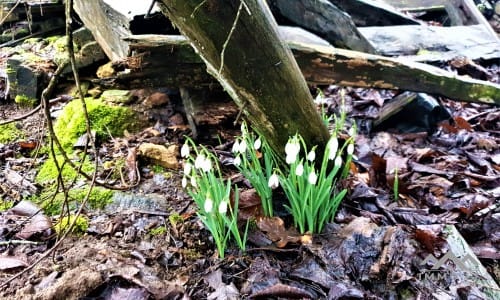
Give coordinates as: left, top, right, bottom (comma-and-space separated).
180, 139, 248, 258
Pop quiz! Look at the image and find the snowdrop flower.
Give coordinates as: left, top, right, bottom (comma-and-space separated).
204, 197, 213, 213
218, 201, 228, 214
347, 143, 354, 156
253, 138, 262, 150
180, 143, 190, 158
349, 127, 357, 137
285, 139, 300, 164
295, 163, 304, 176
194, 154, 205, 169
238, 140, 247, 153
327, 137, 338, 160
314, 93, 327, 105
231, 140, 240, 153
181, 176, 188, 188
335, 156, 343, 168
190, 176, 197, 188
268, 173, 279, 189
234, 156, 241, 167
308, 170, 317, 185
307, 150, 316, 162
200, 157, 212, 172
183, 162, 192, 175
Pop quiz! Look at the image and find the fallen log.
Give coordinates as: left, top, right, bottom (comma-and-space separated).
157, 0, 330, 156
107, 29, 500, 105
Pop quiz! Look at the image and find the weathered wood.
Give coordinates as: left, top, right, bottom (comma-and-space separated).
113, 31, 500, 105
157, 0, 330, 155
329, 0, 420, 26
443, 225, 500, 299
382, 0, 448, 11
359, 24, 500, 61
294, 42, 500, 105
270, 0, 377, 53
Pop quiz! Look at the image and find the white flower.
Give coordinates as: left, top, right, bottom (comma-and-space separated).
218, 201, 228, 214
190, 176, 197, 187
295, 163, 304, 176
194, 154, 205, 169
241, 122, 247, 134
253, 138, 261, 150
234, 156, 241, 167
231, 140, 240, 153
314, 93, 327, 105
180, 143, 190, 158
285, 138, 300, 164
181, 176, 187, 188
204, 197, 213, 213
327, 137, 338, 160
200, 157, 212, 172
347, 143, 354, 156
183, 162, 192, 174
349, 127, 356, 137
307, 150, 316, 162
335, 156, 343, 168
308, 170, 317, 185
268, 173, 279, 189
238, 140, 247, 153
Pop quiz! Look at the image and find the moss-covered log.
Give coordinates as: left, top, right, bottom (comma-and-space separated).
157, 0, 330, 155
110, 32, 500, 105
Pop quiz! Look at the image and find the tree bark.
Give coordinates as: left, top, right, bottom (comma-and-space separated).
157, 0, 330, 155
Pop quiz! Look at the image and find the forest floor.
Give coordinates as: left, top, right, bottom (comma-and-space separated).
0, 3, 499, 298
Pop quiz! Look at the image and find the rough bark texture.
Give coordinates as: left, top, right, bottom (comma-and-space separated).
157, 0, 330, 155
111, 32, 500, 105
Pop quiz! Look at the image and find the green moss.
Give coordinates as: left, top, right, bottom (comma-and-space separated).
36, 154, 94, 184
54, 215, 89, 235
169, 212, 184, 227
149, 226, 167, 236
14, 94, 38, 107
53, 98, 138, 151
0, 123, 24, 143
33, 185, 114, 215
0, 199, 14, 211
45, 35, 62, 45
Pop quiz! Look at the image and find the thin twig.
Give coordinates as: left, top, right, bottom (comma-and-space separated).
218, 1, 245, 74
0, 0, 21, 25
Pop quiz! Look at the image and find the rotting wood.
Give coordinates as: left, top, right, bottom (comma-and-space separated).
110, 31, 500, 105
157, 0, 330, 157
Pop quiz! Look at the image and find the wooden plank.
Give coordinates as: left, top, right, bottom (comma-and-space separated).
110, 30, 500, 105
359, 24, 500, 61
382, 0, 448, 11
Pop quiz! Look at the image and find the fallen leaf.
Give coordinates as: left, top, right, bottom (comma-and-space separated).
0, 256, 28, 270
256, 217, 303, 248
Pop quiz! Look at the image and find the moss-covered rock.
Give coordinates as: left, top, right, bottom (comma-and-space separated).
35, 185, 114, 216
14, 94, 38, 107
0, 123, 24, 143
53, 98, 139, 151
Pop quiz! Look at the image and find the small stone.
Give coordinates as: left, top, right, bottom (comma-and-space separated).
137, 143, 179, 169
144, 92, 169, 108
96, 62, 115, 78
101, 89, 133, 104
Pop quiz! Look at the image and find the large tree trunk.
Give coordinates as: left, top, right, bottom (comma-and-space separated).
157, 0, 330, 155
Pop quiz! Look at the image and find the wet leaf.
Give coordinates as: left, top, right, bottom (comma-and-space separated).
256, 217, 305, 248
16, 213, 52, 240
205, 269, 240, 300
0, 256, 28, 270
